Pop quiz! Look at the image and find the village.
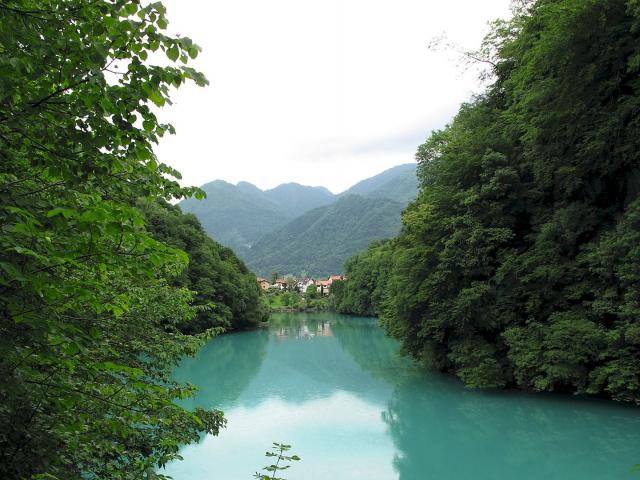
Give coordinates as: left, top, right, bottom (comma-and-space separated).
256, 275, 346, 296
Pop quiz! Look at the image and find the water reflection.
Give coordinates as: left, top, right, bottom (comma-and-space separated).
165, 313, 640, 480
383, 378, 640, 480
173, 329, 269, 410
271, 320, 332, 339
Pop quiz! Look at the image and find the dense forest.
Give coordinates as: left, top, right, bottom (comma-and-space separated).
331, 240, 396, 317
0, 1, 263, 478
334, 0, 640, 403
140, 200, 268, 333
245, 195, 405, 277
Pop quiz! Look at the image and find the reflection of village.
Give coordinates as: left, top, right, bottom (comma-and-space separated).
272, 320, 333, 340
256, 274, 346, 295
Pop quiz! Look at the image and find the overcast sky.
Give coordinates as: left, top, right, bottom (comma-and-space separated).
155, 0, 512, 194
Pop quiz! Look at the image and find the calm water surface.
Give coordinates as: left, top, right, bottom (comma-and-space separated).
163, 313, 640, 480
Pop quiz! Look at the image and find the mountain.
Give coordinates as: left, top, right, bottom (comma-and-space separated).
180, 163, 418, 275
339, 163, 418, 203
263, 183, 334, 218
179, 180, 290, 256
179, 180, 333, 255
244, 195, 405, 277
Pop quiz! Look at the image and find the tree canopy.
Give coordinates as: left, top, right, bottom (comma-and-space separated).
0, 1, 236, 478
140, 199, 268, 333
338, 0, 640, 402
332, 240, 395, 317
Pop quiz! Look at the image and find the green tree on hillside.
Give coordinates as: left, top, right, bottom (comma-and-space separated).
139, 200, 268, 333
332, 240, 395, 317
340, 0, 640, 402
305, 284, 319, 299
0, 1, 227, 478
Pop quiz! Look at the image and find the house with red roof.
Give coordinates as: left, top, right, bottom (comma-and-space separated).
256, 277, 271, 290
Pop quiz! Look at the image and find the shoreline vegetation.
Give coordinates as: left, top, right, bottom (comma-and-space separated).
331, 0, 640, 404
1, 2, 254, 478
2, 0, 640, 479
264, 290, 332, 313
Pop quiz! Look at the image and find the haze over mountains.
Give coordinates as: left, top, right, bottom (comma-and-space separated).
180, 163, 418, 276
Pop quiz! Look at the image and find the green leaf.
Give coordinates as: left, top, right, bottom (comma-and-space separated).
46, 208, 77, 218
166, 46, 179, 62
149, 90, 165, 106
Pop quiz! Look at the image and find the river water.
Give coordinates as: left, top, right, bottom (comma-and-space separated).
163, 313, 640, 480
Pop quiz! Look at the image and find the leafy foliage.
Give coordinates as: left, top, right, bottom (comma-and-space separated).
339, 0, 640, 402
0, 1, 229, 478
253, 443, 301, 480
332, 240, 395, 317
139, 200, 268, 333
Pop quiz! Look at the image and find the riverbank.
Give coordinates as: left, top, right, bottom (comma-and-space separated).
165, 312, 640, 480
264, 290, 331, 312
269, 306, 329, 313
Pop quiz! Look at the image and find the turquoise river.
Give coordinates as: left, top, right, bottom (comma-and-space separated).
163, 313, 640, 480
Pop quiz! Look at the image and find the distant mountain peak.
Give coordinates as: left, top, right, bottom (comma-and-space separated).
180, 163, 418, 270
236, 181, 260, 188
338, 163, 417, 203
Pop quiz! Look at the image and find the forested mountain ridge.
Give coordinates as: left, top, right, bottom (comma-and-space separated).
264, 182, 335, 217
180, 164, 418, 273
338, 163, 418, 203
179, 180, 292, 255
180, 179, 336, 254
334, 0, 640, 403
245, 195, 405, 277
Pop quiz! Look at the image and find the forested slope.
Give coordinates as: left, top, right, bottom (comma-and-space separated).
335, 0, 640, 402
245, 195, 405, 277
331, 240, 396, 317
140, 200, 268, 333
0, 2, 230, 478
180, 164, 418, 265
179, 180, 292, 255
338, 163, 418, 203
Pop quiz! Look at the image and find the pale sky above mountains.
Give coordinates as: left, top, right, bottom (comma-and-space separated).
155, 0, 512, 194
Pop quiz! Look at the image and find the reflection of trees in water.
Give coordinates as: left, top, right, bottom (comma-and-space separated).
240, 313, 397, 405
383, 378, 640, 480
174, 330, 269, 411
268, 312, 333, 339
271, 321, 333, 340
328, 312, 640, 479
331, 315, 419, 386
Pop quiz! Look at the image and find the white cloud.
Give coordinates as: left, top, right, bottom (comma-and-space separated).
154, 0, 512, 193
162, 392, 396, 480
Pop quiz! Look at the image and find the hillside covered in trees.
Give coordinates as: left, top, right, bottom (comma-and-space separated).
334, 0, 640, 403
180, 164, 418, 274
0, 2, 261, 478
179, 180, 335, 256
337, 163, 418, 204
245, 195, 405, 277
140, 200, 268, 333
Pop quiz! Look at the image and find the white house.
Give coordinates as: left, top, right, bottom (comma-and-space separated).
297, 278, 315, 293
